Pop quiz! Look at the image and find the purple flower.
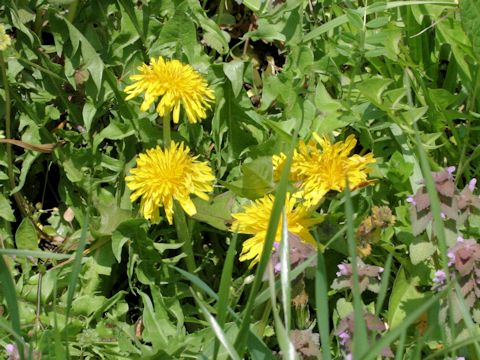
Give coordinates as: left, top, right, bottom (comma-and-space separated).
433, 270, 446, 284
469, 179, 477, 192
5, 344, 16, 354
338, 331, 350, 346
447, 166, 456, 175
336, 264, 348, 277
406, 196, 416, 206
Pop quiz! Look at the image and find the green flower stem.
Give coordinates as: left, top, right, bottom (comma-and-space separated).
162, 111, 196, 273
0, 52, 14, 192
163, 112, 171, 147
173, 201, 197, 274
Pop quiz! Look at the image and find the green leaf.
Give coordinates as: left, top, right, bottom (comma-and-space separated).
0, 256, 25, 360
192, 191, 235, 231
409, 238, 436, 265
0, 193, 15, 222
223, 157, 274, 200
223, 60, 245, 98
139, 291, 171, 349
460, 0, 480, 59
357, 77, 393, 106
63, 19, 105, 91
15, 218, 38, 251
387, 267, 425, 328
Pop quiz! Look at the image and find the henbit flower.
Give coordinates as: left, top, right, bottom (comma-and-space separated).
125, 142, 215, 224
433, 270, 446, 285
124, 57, 215, 123
0, 24, 11, 51
273, 134, 375, 208
231, 193, 323, 267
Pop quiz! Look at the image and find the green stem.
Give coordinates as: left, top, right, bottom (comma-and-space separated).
163, 112, 171, 147
0, 52, 14, 192
173, 201, 197, 274
162, 111, 196, 273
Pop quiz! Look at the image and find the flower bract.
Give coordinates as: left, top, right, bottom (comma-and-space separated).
125, 142, 215, 224
124, 56, 215, 123
231, 193, 322, 266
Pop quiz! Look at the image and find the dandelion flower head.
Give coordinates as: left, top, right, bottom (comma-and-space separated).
273, 134, 375, 207
125, 142, 215, 224
124, 56, 215, 124
0, 24, 11, 51
272, 138, 317, 182
231, 193, 322, 266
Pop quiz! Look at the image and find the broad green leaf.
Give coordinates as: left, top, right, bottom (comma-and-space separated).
63, 19, 105, 91
357, 77, 393, 106
223, 60, 245, 98
0, 193, 15, 222
223, 157, 274, 200
15, 218, 38, 251
192, 191, 235, 231
460, 0, 480, 59
387, 267, 425, 328
409, 238, 436, 265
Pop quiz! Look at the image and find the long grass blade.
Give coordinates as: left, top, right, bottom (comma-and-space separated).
344, 184, 368, 357
0, 248, 72, 260
214, 233, 238, 359
0, 256, 24, 360
192, 288, 241, 360
279, 210, 291, 332
233, 120, 301, 356
65, 212, 90, 357
315, 250, 331, 360
267, 262, 296, 360
304, 1, 456, 42
362, 292, 441, 360
375, 253, 393, 316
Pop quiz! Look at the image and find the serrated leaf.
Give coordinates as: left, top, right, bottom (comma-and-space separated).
388, 268, 425, 328
192, 191, 235, 230
460, 0, 480, 59
409, 239, 436, 265
0, 194, 15, 222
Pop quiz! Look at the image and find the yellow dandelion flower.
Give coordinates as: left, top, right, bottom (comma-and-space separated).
272, 139, 317, 182
0, 24, 11, 51
296, 134, 375, 206
125, 142, 215, 224
231, 193, 323, 266
124, 56, 215, 123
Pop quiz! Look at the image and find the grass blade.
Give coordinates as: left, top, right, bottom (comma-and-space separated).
0, 255, 25, 360
375, 253, 393, 316
344, 184, 368, 357
362, 292, 441, 360
233, 120, 301, 356
267, 262, 296, 360
192, 288, 241, 360
0, 248, 72, 260
304, 1, 456, 42
65, 212, 90, 356
315, 250, 331, 360
214, 233, 238, 359
279, 210, 291, 332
